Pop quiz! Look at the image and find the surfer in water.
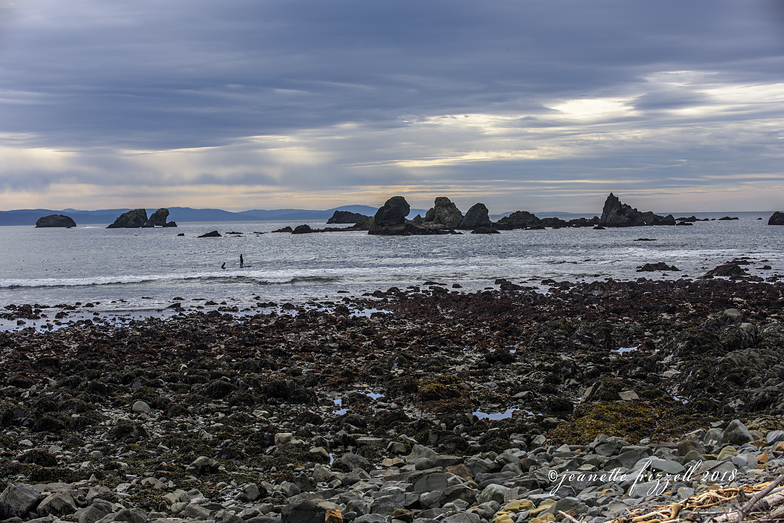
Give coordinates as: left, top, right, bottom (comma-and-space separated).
221, 262, 226, 269
240, 254, 244, 268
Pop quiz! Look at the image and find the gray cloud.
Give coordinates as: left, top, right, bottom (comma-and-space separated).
0, 0, 782, 211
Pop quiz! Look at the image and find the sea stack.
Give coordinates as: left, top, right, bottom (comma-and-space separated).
35, 214, 76, 228
598, 193, 675, 227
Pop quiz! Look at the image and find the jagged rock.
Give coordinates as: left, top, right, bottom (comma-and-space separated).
37, 491, 78, 516
495, 211, 541, 230
145, 208, 176, 227
769, 212, 784, 225
459, 203, 493, 230
107, 209, 149, 229
425, 197, 463, 228
327, 211, 370, 224
198, 230, 222, 238
598, 193, 675, 227
35, 214, 76, 228
272, 226, 293, 233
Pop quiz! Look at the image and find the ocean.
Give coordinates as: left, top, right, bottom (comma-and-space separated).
0, 212, 781, 330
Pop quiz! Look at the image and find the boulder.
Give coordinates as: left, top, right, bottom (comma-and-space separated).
0, 482, 44, 518
35, 214, 76, 228
282, 499, 340, 523
599, 194, 675, 227
425, 197, 463, 228
327, 210, 371, 224
374, 196, 410, 227
769, 211, 784, 225
495, 211, 541, 230
144, 208, 176, 227
459, 203, 493, 230
107, 209, 148, 228
198, 230, 222, 238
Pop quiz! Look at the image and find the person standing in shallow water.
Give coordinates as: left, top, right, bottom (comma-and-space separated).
240, 254, 244, 268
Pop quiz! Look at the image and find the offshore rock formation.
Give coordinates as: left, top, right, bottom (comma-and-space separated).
369, 196, 450, 235
326, 210, 371, 224
769, 211, 784, 225
35, 214, 76, 228
146, 208, 177, 227
107, 209, 148, 228
598, 193, 675, 227
107, 208, 177, 228
459, 203, 493, 230
424, 197, 463, 228
495, 211, 541, 230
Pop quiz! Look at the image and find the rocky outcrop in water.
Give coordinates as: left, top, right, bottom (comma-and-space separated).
769, 212, 784, 225
494, 211, 541, 230
598, 194, 675, 227
327, 211, 371, 224
107, 208, 176, 228
459, 203, 493, 230
107, 209, 149, 228
146, 208, 177, 227
35, 215, 76, 228
425, 197, 463, 229
369, 196, 446, 235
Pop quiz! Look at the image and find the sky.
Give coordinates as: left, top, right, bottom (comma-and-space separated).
0, 1, 783, 214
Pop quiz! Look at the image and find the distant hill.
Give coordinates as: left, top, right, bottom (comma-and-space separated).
0, 205, 425, 226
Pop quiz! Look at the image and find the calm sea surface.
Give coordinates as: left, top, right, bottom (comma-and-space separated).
0, 212, 782, 328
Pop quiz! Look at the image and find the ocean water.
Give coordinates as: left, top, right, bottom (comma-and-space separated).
0, 212, 782, 327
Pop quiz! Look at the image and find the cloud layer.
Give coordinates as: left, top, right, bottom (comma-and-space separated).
0, 0, 782, 212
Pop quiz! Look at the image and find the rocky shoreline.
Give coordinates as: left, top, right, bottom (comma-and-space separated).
2, 264, 784, 523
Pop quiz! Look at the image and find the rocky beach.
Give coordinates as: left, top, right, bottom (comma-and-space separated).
2, 260, 784, 522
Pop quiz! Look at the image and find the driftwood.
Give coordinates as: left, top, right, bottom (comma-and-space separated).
604, 474, 784, 523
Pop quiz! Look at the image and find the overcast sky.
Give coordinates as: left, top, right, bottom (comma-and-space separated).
0, 0, 783, 213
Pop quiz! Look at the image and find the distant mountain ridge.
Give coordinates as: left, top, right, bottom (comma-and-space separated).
0, 205, 424, 226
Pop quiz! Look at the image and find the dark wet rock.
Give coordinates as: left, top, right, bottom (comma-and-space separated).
719, 216, 739, 220
35, 215, 76, 228
702, 261, 749, 278
107, 209, 148, 229
459, 203, 493, 230
199, 230, 222, 238
471, 227, 499, 234
272, 226, 294, 233
327, 210, 371, 224
598, 193, 675, 227
637, 262, 680, 272
292, 225, 314, 234
768, 211, 784, 225
425, 197, 463, 228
